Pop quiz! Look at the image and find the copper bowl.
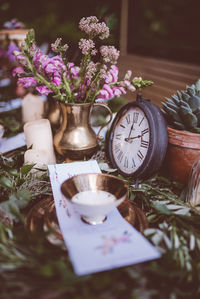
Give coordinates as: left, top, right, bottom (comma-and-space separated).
61, 173, 129, 225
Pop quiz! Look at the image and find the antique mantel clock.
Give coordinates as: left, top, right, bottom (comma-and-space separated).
107, 94, 168, 180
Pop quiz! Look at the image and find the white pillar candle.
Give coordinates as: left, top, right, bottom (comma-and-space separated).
0, 124, 4, 141
22, 93, 44, 123
24, 119, 56, 164
24, 149, 49, 175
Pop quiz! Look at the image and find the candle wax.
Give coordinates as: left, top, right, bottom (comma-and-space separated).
72, 190, 116, 205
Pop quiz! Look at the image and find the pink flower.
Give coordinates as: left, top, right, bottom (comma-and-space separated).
120, 80, 136, 92
79, 38, 95, 55
12, 66, 25, 77
97, 90, 110, 101
33, 49, 48, 70
14, 51, 27, 66
18, 77, 37, 88
113, 86, 126, 97
51, 74, 62, 86
124, 70, 132, 80
51, 38, 68, 53
79, 16, 109, 40
103, 84, 114, 98
36, 86, 52, 96
67, 62, 80, 77
105, 65, 119, 83
100, 46, 120, 64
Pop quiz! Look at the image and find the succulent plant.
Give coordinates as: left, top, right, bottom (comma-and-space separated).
161, 79, 200, 133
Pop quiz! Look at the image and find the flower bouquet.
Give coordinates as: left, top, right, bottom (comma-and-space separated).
13, 16, 152, 104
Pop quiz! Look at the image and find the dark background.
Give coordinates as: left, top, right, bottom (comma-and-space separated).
128, 0, 200, 64
1, 0, 200, 64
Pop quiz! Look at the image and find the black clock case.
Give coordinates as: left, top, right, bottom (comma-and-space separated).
107, 96, 168, 180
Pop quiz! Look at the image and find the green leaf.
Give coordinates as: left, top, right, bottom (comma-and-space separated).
152, 202, 172, 215
0, 176, 14, 190
181, 91, 190, 102
177, 90, 183, 101
16, 190, 31, 201
7, 168, 18, 176
188, 95, 200, 112
187, 86, 195, 96
25, 29, 35, 47
195, 79, 200, 91
173, 121, 186, 130
20, 164, 35, 175
171, 94, 180, 106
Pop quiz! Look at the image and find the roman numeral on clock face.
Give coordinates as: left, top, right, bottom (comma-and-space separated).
124, 157, 128, 168
132, 157, 136, 168
114, 143, 121, 153
141, 140, 149, 148
137, 150, 144, 161
133, 112, 139, 123
126, 114, 131, 124
142, 128, 149, 135
117, 150, 123, 163
116, 134, 122, 140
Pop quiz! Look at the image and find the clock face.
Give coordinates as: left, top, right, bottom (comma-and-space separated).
112, 107, 150, 175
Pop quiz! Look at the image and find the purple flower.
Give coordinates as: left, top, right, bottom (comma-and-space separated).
36, 86, 53, 96
44, 56, 65, 76
18, 77, 37, 88
14, 51, 27, 66
96, 90, 110, 101
3, 19, 25, 29
7, 42, 19, 62
33, 49, 49, 70
12, 66, 25, 77
112, 86, 126, 97
67, 62, 80, 78
105, 65, 119, 83
103, 84, 114, 98
51, 74, 62, 86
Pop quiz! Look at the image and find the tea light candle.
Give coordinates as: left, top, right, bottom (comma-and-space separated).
24, 119, 56, 164
22, 93, 44, 123
72, 190, 116, 205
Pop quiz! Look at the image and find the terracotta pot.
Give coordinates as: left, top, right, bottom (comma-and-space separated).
165, 127, 200, 184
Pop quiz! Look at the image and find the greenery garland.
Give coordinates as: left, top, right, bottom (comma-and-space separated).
0, 146, 200, 298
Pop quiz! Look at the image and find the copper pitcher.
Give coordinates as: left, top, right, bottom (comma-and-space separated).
54, 102, 112, 159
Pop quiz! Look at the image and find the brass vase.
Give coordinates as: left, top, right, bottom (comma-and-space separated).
53, 102, 112, 159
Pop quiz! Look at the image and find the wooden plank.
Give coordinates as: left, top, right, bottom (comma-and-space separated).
118, 54, 200, 106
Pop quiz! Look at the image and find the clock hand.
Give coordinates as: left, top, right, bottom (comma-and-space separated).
124, 134, 142, 142
129, 135, 142, 140
124, 124, 134, 142
128, 124, 134, 138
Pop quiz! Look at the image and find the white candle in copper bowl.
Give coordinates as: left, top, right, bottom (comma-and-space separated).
24, 118, 56, 164
22, 93, 44, 123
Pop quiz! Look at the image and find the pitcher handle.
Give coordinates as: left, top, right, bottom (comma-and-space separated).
93, 103, 113, 140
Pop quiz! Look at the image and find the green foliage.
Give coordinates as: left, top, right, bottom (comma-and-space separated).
161, 79, 200, 132
0, 151, 51, 223
1, 147, 200, 297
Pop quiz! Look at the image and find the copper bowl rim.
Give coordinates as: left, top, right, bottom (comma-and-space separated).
61, 172, 129, 201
